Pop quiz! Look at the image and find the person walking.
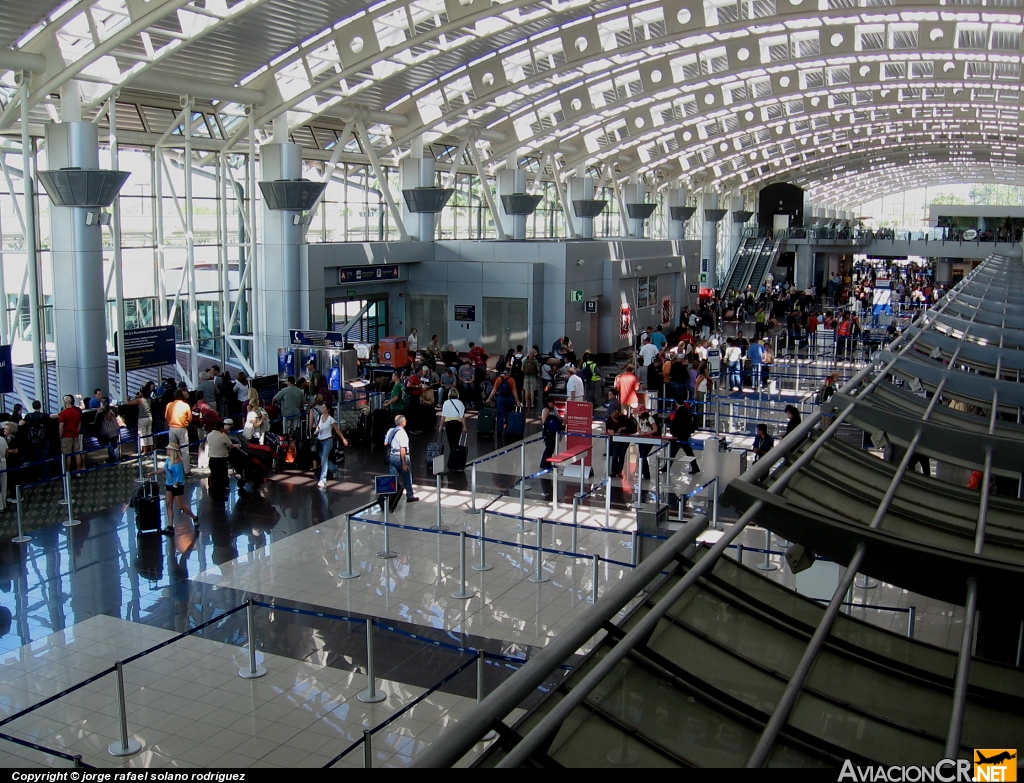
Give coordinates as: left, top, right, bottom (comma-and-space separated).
165, 390, 193, 474
440, 389, 467, 453
385, 415, 418, 511
315, 404, 350, 489
486, 369, 520, 439
151, 444, 198, 530
614, 365, 640, 414
667, 401, 701, 475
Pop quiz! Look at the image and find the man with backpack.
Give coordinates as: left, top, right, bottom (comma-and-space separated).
24, 400, 51, 481
486, 369, 520, 439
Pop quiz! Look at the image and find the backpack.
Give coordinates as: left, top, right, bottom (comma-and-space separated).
26, 414, 47, 447
496, 377, 514, 398
543, 412, 562, 434
511, 354, 524, 373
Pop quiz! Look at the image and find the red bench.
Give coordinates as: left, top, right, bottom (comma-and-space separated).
547, 444, 591, 465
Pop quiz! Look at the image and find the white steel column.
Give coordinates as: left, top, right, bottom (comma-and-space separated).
256, 142, 303, 374
46, 121, 108, 399
20, 76, 43, 403
109, 95, 129, 401
497, 158, 528, 240
701, 191, 720, 289
183, 97, 198, 386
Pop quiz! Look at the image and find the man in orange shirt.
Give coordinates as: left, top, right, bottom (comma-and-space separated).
614, 365, 640, 414
165, 390, 193, 474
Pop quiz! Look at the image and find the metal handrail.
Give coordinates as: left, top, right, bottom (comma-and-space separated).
408, 513, 710, 768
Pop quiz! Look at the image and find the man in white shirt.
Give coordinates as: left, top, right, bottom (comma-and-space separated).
407, 328, 419, 353
385, 415, 418, 511
565, 366, 585, 401
638, 336, 660, 367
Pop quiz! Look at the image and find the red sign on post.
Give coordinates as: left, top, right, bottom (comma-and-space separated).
565, 401, 593, 468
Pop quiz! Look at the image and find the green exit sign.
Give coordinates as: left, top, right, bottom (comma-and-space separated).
346, 288, 357, 296
570, 289, 584, 302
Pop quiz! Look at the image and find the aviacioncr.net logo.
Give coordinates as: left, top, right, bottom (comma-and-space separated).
838, 759, 973, 782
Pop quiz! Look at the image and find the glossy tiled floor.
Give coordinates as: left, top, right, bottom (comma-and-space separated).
0, 407, 964, 768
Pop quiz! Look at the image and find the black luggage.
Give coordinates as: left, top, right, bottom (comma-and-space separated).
293, 437, 314, 471
372, 410, 395, 448
476, 408, 495, 436
130, 479, 162, 534
228, 448, 268, 489
447, 433, 469, 471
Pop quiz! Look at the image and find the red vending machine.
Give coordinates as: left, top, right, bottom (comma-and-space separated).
378, 337, 409, 368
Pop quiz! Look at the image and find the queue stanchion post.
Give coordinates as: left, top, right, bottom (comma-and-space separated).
61, 469, 81, 528
465, 462, 478, 514
135, 435, 146, 484
512, 472, 528, 532
630, 530, 639, 567
571, 496, 579, 553
528, 520, 548, 583
107, 661, 142, 757
628, 445, 643, 511
434, 473, 449, 532
338, 514, 361, 579
907, 606, 916, 639
477, 650, 498, 741
362, 730, 372, 768
451, 531, 474, 599
755, 528, 777, 572
710, 477, 720, 531
357, 618, 387, 703
238, 598, 267, 679
519, 442, 531, 491
12, 485, 30, 544
377, 499, 396, 559
591, 553, 600, 604
472, 509, 493, 572
58, 459, 69, 506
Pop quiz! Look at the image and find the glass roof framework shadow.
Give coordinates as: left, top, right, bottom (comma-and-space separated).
407, 254, 1024, 768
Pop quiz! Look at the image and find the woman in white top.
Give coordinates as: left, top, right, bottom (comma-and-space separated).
440, 388, 466, 452
243, 400, 269, 444
316, 404, 349, 488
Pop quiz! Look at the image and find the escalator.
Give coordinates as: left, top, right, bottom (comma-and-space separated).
745, 236, 783, 293
722, 237, 764, 295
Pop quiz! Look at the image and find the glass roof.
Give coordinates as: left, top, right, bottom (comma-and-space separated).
2, 0, 1023, 204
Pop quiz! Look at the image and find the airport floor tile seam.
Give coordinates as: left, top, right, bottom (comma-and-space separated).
0, 615, 521, 769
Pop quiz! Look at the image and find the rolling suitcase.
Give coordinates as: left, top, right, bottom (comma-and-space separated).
476, 408, 495, 436
447, 433, 468, 471
505, 406, 526, 439
372, 410, 396, 448
130, 479, 162, 534
247, 442, 278, 473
